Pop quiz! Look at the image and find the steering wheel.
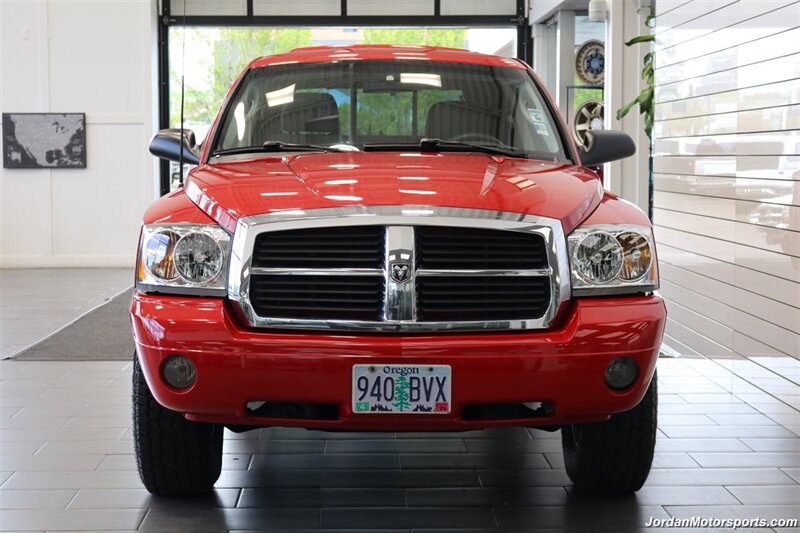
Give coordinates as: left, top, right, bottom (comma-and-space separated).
448, 132, 504, 145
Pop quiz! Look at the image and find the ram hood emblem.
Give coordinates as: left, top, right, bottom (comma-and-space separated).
390, 261, 411, 283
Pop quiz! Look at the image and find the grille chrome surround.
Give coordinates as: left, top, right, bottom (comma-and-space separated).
228, 206, 571, 332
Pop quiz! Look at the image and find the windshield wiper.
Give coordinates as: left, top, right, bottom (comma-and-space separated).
363, 138, 528, 159
212, 141, 339, 157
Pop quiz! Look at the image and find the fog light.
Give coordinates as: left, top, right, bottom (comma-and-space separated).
605, 356, 638, 390
162, 355, 197, 389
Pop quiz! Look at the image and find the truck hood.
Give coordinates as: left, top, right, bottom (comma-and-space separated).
185, 152, 602, 234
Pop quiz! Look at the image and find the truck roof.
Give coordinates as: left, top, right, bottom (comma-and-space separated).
249, 44, 526, 69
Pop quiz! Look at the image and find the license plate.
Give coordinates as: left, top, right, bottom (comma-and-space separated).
352, 364, 451, 414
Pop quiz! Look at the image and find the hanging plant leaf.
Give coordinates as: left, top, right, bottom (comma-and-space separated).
616, 99, 638, 121
616, 6, 656, 141
625, 34, 655, 46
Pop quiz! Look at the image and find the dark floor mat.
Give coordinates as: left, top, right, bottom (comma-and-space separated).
14, 288, 134, 360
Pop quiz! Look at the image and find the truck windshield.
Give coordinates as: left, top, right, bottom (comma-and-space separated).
212, 60, 568, 162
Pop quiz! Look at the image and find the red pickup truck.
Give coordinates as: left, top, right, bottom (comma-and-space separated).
132, 45, 665, 497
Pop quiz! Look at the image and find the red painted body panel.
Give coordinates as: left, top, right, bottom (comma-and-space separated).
250, 45, 528, 70
136, 46, 664, 430
184, 153, 602, 235
141, 188, 217, 225
131, 292, 665, 430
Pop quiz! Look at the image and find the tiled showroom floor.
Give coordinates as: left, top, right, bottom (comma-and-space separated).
0, 269, 133, 359
1, 269, 799, 532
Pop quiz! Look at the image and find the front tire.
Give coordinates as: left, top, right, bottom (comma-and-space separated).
132, 355, 223, 496
562, 370, 658, 494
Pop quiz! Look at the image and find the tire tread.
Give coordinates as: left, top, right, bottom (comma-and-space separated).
562, 371, 658, 493
132, 356, 223, 496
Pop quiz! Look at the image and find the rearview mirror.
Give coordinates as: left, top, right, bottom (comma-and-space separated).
579, 130, 636, 167
149, 128, 201, 165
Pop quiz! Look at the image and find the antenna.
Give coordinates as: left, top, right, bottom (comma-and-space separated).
178, 0, 187, 187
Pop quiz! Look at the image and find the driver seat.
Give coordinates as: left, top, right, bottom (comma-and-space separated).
425, 101, 503, 141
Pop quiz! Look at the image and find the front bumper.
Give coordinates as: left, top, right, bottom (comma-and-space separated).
130, 292, 666, 430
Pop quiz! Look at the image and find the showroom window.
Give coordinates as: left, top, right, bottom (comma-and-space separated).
167, 27, 518, 141
158, 0, 529, 192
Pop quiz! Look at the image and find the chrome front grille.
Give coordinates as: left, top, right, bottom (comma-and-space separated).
252, 226, 384, 268
249, 273, 384, 321
416, 275, 551, 321
416, 226, 549, 270
228, 206, 570, 332
415, 226, 551, 321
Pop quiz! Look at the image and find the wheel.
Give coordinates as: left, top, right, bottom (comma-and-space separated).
562, 370, 658, 494
132, 354, 223, 496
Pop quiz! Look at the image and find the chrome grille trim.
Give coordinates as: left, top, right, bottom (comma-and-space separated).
417, 269, 551, 277
228, 206, 571, 332
383, 226, 416, 322
250, 267, 383, 276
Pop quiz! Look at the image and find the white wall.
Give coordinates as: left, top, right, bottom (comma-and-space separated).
0, 0, 159, 268
653, 0, 800, 358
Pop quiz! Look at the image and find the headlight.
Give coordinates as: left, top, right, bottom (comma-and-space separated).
572, 231, 623, 284
174, 233, 224, 283
137, 224, 230, 296
617, 231, 652, 281
568, 224, 657, 296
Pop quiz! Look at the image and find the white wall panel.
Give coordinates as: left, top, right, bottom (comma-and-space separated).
657, 243, 736, 284
656, 2, 799, 68
656, 28, 800, 87
657, 0, 748, 51
658, 0, 695, 19
656, 209, 800, 257
733, 332, 787, 357
653, 155, 799, 180
0, 1, 46, 111
736, 201, 800, 233
51, 124, 146, 262
0, 0, 158, 267
0, 174, 52, 260
654, 191, 736, 220
48, 2, 147, 116
655, 190, 800, 233
655, 79, 800, 122
656, 226, 736, 263
653, 130, 800, 157
655, 104, 800, 138
654, 174, 800, 207
654, 0, 800, 358
664, 300, 736, 356
656, 53, 800, 104
655, 0, 736, 38
731, 264, 800, 313
0, 2, 52, 264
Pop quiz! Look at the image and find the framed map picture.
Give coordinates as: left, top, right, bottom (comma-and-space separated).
2, 113, 86, 168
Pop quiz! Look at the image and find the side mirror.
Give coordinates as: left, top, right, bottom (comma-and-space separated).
579, 130, 636, 167
149, 128, 201, 165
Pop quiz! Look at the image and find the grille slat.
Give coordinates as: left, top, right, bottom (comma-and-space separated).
246, 223, 552, 327
417, 226, 547, 271
416, 226, 550, 322
249, 273, 383, 321
252, 226, 384, 269
417, 276, 551, 321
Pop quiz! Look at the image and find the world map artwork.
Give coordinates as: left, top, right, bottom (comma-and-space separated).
2, 113, 86, 168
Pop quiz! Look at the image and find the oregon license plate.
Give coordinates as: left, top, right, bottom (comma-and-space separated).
352, 364, 452, 414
